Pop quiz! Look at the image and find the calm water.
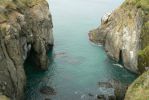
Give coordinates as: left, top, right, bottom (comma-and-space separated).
25, 0, 137, 100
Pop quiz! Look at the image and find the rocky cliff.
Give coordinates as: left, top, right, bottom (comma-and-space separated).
89, 0, 149, 99
0, 0, 53, 99
89, 0, 149, 74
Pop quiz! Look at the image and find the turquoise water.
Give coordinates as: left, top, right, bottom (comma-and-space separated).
25, 0, 137, 100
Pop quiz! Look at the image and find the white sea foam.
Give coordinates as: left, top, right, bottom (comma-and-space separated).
113, 63, 124, 68
90, 41, 103, 47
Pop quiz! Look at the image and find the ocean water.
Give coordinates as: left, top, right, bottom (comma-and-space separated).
25, 0, 137, 100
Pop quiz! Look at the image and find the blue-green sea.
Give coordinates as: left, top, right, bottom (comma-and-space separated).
25, 0, 137, 100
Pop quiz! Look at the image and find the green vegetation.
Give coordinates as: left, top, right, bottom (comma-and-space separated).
124, 0, 149, 11
138, 46, 149, 73
0, 0, 16, 9
0, 0, 46, 22
14, 0, 44, 8
0, 0, 45, 11
125, 70, 149, 100
0, 95, 10, 100
141, 21, 149, 48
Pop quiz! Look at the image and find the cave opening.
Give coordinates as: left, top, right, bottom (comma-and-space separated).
118, 49, 124, 66
23, 45, 54, 100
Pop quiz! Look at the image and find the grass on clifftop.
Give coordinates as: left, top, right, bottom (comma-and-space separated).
124, 0, 149, 11
0, 0, 45, 10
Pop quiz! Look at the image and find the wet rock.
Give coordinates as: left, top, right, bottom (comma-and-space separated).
97, 79, 127, 100
88, 93, 94, 97
40, 86, 56, 95
98, 82, 113, 88
108, 95, 116, 100
45, 98, 51, 100
97, 94, 106, 100
97, 94, 116, 100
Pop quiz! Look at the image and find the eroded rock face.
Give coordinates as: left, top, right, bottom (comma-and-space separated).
0, 0, 53, 99
89, 0, 149, 74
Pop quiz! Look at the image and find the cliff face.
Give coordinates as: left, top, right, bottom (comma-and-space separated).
89, 0, 149, 74
89, 0, 149, 99
0, 0, 53, 99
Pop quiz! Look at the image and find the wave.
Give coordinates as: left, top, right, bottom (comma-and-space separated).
89, 41, 103, 47
113, 63, 124, 68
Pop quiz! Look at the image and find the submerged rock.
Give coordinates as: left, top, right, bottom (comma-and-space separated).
88, 93, 94, 97
97, 94, 106, 100
45, 98, 51, 100
0, 0, 53, 99
40, 86, 56, 95
97, 82, 113, 88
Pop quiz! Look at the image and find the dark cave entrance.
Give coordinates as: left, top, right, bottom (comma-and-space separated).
23, 45, 54, 100
118, 49, 124, 66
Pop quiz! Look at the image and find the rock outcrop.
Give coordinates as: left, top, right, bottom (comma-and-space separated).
89, 0, 149, 74
0, 0, 53, 99
89, 0, 149, 99
125, 70, 149, 100
97, 80, 128, 100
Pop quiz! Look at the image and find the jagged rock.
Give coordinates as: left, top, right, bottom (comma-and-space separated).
0, 0, 53, 99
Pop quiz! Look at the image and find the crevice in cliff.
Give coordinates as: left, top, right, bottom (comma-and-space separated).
118, 49, 124, 66
24, 44, 52, 71
24, 45, 37, 69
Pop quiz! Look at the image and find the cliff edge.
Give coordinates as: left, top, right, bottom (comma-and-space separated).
0, 0, 53, 99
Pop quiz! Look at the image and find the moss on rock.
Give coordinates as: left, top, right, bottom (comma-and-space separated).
138, 46, 149, 73
0, 95, 10, 100
125, 70, 149, 100
138, 5, 149, 73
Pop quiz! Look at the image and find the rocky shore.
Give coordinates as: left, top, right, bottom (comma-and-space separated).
89, 0, 149, 99
0, 0, 53, 99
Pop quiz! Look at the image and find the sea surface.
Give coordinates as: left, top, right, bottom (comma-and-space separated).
25, 0, 137, 100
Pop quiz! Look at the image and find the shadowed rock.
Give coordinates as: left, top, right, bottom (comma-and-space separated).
40, 86, 56, 95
